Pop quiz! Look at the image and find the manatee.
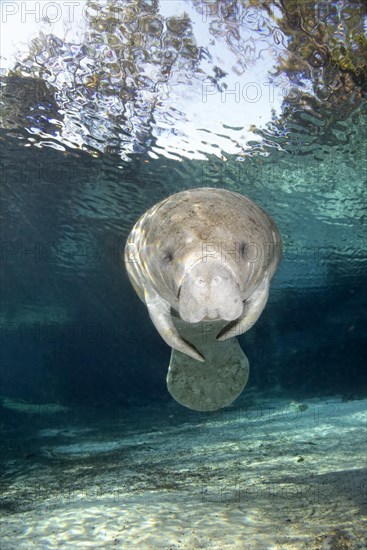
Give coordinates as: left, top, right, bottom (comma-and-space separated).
124, 188, 282, 411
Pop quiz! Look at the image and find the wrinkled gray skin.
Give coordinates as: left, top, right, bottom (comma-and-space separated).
125, 188, 282, 362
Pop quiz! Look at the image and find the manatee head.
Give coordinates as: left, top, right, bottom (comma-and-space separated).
145, 190, 273, 323
156, 232, 250, 324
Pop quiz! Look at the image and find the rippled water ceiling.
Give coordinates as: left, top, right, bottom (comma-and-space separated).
1, 0, 366, 160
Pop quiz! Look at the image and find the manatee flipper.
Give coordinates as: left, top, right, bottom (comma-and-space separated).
167, 318, 249, 412
145, 287, 205, 362
216, 277, 270, 341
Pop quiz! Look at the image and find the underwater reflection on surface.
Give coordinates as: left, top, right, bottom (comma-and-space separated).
1, 0, 366, 159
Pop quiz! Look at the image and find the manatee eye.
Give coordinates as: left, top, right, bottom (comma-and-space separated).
162, 250, 174, 263
240, 241, 247, 258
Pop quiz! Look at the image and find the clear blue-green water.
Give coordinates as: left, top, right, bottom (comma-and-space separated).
0, 1, 366, 548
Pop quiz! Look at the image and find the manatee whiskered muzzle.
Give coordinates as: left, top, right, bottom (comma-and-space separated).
178, 260, 243, 324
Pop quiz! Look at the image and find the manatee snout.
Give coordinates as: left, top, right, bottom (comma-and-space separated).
178, 259, 243, 323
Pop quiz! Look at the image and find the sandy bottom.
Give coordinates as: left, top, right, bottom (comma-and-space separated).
1, 394, 366, 549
